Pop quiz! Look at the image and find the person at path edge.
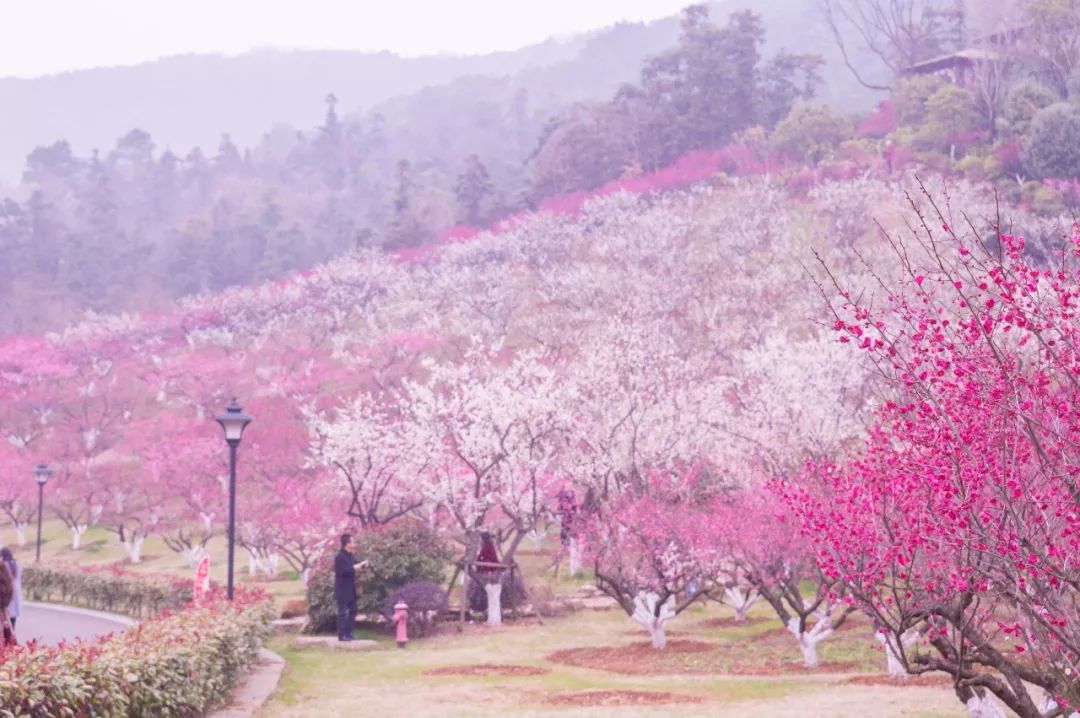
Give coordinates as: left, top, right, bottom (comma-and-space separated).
0, 554, 14, 646
0, 548, 21, 631
334, 533, 367, 642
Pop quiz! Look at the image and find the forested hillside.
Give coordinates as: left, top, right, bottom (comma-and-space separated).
0, 2, 869, 337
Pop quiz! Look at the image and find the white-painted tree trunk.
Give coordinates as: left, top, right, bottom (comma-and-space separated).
301, 567, 311, 591
70, 524, 88, 549
13, 521, 27, 546
122, 535, 145, 563
1039, 691, 1080, 718
788, 617, 834, 667
875, 629, 919, 678
632, 591, 676, 649
246, 549, 258, 576
965, 692, 1006, 718
723, 586, 758, 623
568, 538, 582, 575
258, 552, 280, 577
185, 545, 206, 568
485, 582, 503, 625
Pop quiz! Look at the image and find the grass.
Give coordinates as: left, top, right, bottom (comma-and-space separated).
11, 521, 969, 716
9, 519, 306, 603
259, 603, 969, 718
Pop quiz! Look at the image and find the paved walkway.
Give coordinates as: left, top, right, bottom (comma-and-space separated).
17, 602, 135, 646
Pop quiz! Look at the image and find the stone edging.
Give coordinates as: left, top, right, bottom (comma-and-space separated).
207, 648, 286, 718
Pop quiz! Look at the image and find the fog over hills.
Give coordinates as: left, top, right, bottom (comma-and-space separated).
0, 1, 881, 186
0, 40, 591, 186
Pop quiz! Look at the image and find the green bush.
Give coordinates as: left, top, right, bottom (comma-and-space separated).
999, 80, 1058, 137
769, 102, 853, 165
920, 85, 983, 153
892, 75, 945, 126
306, 521, 451, 634
1030, 184, 1067, 215
1023, 102, 1080, 179
956, 155, 986, 181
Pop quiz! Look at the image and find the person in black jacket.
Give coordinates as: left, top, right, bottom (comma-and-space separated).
334, 533, 367, 641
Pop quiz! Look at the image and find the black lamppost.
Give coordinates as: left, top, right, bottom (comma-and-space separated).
33, 463, 53, 562
215, 399, 253, 600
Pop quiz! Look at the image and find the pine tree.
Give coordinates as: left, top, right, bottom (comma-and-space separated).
454, 154, 493, 226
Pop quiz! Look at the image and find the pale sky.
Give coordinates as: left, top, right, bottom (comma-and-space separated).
1, 0, 693, 79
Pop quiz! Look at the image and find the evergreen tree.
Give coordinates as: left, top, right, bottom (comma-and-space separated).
454, 154, 494, 226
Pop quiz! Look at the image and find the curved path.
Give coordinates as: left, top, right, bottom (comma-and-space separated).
17, 602, 135, 646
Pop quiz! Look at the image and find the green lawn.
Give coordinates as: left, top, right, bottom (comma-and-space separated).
11, 519, 306, 603
260, 603, 968, 718
11, 521, 970, 717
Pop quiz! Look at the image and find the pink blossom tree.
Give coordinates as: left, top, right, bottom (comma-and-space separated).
582, 469, 722, 648
715, 484, 856, 667
792, 188, 1080, 716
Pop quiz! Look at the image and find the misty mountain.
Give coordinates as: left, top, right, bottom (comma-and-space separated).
0, 1, 881, 186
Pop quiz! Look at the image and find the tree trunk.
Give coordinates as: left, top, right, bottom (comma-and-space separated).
723, 586, 758, 623
13, 522, 27, 546
70, 524, 88, 550
485, 582, 503, 625
301, 567, 311, 591
965, 691, 1006, 718
876, 629, 918, 678
631, 591, 675, 649
568, 538, 582, 575
122, 535, 144, 563
1039, 691, 1079, 718
185, 545, 206, 567
787, 617, 833, 668
260, 552, 280, 577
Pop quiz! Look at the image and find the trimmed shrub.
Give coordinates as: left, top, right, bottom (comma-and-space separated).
23, 564, 191, 618
1023, 102, 1080, 179
381, 580, 449, 638
0, 577, 273, 717
305, 521, 451, 634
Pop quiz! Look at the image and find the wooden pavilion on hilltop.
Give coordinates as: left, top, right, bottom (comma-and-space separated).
903, 48, 1002, 86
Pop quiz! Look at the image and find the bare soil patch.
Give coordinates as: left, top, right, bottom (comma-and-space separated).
696, 616, 769, 629
545, 690, 705, 707
722, 660, 862, 675
424, 663, 550, 677
844, 674, 953, 687
548, 635, 865, 676
547, 639, 716, 675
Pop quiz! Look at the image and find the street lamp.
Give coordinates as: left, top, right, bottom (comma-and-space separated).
33, 463, 53, 562
215, 399, 253, 600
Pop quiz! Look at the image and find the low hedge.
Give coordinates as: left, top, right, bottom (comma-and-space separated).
22, 564, 192, 619
0, 567, 275, 717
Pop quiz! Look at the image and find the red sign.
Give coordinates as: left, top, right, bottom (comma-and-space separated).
194, 556, 211, 602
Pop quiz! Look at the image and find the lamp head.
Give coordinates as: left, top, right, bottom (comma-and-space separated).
215, 398, 253, 445
33, 463, 53, 486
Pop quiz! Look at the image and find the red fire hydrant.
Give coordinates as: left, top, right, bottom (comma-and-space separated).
393, 601, 409, 648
